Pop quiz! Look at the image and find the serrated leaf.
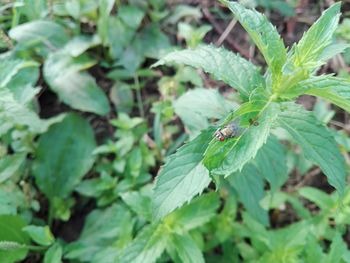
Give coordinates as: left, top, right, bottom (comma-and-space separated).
221, 0, 286, 80
276, 103, 346, 195
253, 136, 288, 191
44, 51, 110, 115
165, 193, 220, 231
22, 225, 54, 246
153, 45, 265, 100
32, 113, 96, 199
174, 88, 237, 136
118, 224, 167, 263
167, 233, 204, 263
228, 164, 268, 226
152, 128, 214, 219
0, 215, 30, 263
288, 3, 341, 70
301, 76, 350, 114
203, 102, 280, 176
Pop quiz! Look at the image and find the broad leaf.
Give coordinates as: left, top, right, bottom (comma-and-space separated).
65, 204, 133, 262
276, 103, 346, 194
298, 187, 333, 210
22, 225, 54, 246
174, 88, 237, 136
153, 45, 265, 100
0, 215, 30, 263
121, 188, 152, 221
9, 20, 69, 56
324, 234, 347, 263
288, 3, 341, 70
44, 243, 62, 263
167, 233, 204, 263
228, 165, 268, 226
0, 153, 26, 183
302, 76, 350, 114
32, 113, 96, 199
63, 35, 101, 57
165, 193, 220, 231
44, 51, 110, 115
0, 58, 38, 89
253, 136, 288, 192
203, 102, 280, 176
152, 128, 214, 219
0, 89, 43, 135
118, 224, 167, 263
221, 0, 286, 80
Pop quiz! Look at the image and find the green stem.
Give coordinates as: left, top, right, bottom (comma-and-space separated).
134, 75, 145, 118
48, 201, 54, 227
26, 245, 47, 251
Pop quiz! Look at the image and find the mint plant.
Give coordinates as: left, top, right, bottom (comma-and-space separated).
152, 0, 350, 221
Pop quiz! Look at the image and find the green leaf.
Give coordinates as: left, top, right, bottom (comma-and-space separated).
0, 89, 43, 135
121, 188, 152, 221
152, 128, 214, 219
0, 182, 28, 215
66, 204, 133, 262
262, 222, 310, 262
118, 5, 145, 29
22, 225, 54, 246
153, 45, 265, 100
63, 35, 101, 57
174, 88, 237, 136
167, 233, 204, 263
253, 136, 288, 191
0, 215, 30, 263
304, 236, 324, 263
276, 103, 347, 195
0, 58, 38, 88
165, 193, 220, 231
301, 76, 350, 114
324, 234, 347, 263
118, 224, 167, 263
203, 102, 280, 176
298, 187, 333, 210
288, 3, 341, 70
9, 20, 69, 54
221, 1, 286, 81
98, 0, 115, 44
228, 164, 268, 226
44, 243, 63, 263
0, 153, 26, 183
44, 51, 110, 115
32, 113, 96, 199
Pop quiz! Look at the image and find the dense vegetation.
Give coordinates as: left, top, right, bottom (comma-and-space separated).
2, 0, 350, 262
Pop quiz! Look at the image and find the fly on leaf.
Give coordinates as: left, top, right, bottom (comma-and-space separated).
214, 120, 243, 141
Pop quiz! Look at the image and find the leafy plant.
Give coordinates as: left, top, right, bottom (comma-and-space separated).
152, 0, 349, 223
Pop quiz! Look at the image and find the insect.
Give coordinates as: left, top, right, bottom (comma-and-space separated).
214, 121, 242, 141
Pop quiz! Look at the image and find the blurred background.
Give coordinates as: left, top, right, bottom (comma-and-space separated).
1, 0, 350, 262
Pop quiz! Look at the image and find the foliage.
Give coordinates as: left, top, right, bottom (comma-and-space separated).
1, 0, 350, 262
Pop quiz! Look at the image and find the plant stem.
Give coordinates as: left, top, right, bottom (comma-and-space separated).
48, 201, 54, 227
134, 74, 145, 118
